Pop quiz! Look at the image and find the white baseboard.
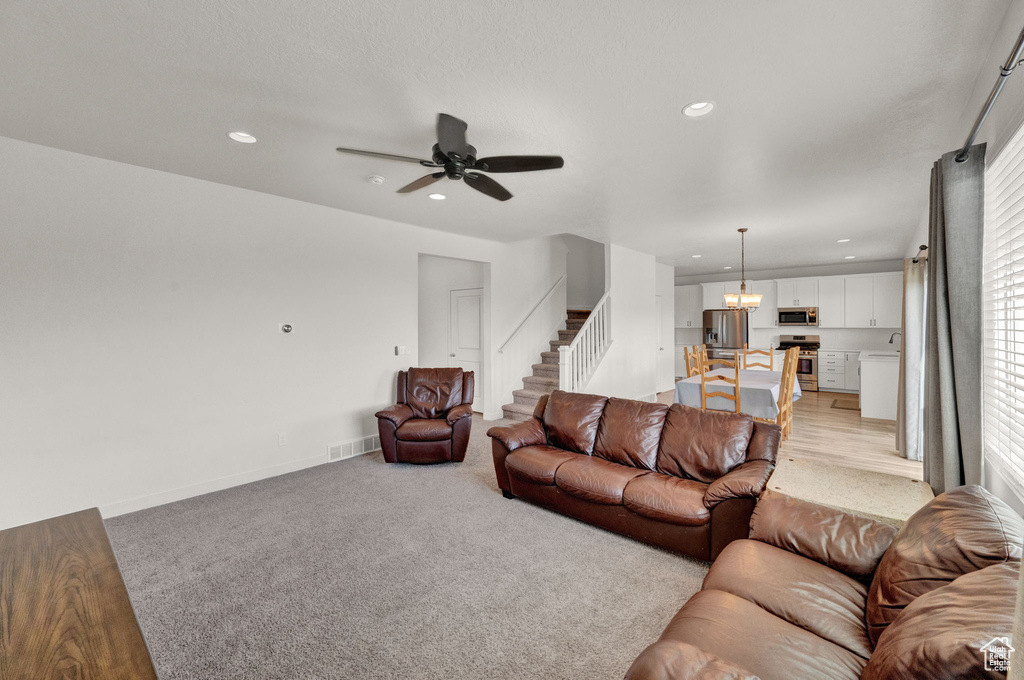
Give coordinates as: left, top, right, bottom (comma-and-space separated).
100, 453, 328, 519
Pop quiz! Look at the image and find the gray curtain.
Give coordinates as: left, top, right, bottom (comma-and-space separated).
897, 257, 926, 462
924, 144, 985, 495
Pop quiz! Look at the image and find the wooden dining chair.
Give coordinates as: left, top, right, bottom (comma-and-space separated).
685, 345, 704, 377
699, 352, 740, 413
742, 343, 774, 371
756, 347, 798, 438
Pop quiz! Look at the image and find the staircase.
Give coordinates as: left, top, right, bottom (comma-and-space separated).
501, 309, 590, 422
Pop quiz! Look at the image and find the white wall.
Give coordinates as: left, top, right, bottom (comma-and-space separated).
585, 244, 658, 400
417, 254, 487, 368
656, 263, 675, 393
563, 234, 605, 309
0, 135, 564, 529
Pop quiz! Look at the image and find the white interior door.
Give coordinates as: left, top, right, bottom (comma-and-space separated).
450, 288, 483, 411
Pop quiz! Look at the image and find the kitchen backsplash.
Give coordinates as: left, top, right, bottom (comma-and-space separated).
675, 327, 899, 352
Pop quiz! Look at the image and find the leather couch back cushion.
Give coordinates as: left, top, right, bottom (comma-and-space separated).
861, 562, 1019, 680
656, 404, 753, 482
593, 398, 669, 469
542, 391, 608, 454
865, 485, 1024, 646
406, 367, 464, 419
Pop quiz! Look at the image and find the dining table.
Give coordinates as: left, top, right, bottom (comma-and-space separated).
673, 368, 802, 420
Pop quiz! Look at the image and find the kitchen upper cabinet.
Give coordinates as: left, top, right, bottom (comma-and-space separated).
776, 278, 818, 307
749, 279, 778, 328
701, 281, 741, 310
674, 285, 702, 328
872, 273, 903, 328
817, 277, 845, 328
844, 274, 903, 328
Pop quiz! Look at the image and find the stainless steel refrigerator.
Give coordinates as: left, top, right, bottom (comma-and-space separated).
702, 309, 748, 359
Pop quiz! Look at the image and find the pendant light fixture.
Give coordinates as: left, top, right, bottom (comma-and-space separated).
723, 228, 762, 310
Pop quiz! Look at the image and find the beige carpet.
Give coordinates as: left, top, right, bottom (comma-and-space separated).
105, 416, 707, 680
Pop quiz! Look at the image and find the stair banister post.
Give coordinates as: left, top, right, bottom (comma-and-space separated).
558, 345, 571, 391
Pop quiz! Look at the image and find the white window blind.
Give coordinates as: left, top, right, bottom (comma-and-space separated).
983, 123, 1024, 501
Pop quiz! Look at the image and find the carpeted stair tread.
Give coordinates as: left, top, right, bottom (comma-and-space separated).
531, 363, 558, 377
540, 351, 560, 364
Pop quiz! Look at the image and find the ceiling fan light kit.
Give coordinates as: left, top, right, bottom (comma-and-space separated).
336, 113, 564, 201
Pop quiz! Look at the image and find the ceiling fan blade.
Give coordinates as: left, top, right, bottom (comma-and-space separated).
437, 113, 470, 159
397, 172, 446, 194
464, 172, 513, 201
474, 156, 565, 173
336, 147, 435, 165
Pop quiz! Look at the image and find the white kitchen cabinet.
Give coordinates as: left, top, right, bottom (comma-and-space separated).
701, 281, 741, 310
845, 351, 861, 391
674, 285, 702, 328
860, 353, 899, 420
844, 274, 903, 328
749, 279, 778, 328
817, 277, 845, 328
872, 273, 903, 328
776, 278, 818, 307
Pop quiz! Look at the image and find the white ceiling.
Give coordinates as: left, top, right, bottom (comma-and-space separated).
0, 1, 1010, 275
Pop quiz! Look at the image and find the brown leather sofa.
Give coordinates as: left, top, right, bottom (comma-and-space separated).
486, 390, 781, 561
375, 367, 474, 464
625, 485, 1024, 680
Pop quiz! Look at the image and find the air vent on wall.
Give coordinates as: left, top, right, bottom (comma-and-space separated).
326, 435, 381, 463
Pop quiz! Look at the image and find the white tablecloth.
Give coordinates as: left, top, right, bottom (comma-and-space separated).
673, 368, 802, 419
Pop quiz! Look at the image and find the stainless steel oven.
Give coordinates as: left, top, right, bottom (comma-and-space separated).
778, 334, 819, 392
777, 307, 818, 326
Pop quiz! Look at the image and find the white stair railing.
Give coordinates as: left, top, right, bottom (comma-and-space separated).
558, 292, 611, 392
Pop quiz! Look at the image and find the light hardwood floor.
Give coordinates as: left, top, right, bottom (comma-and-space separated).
659, 387, 923, 480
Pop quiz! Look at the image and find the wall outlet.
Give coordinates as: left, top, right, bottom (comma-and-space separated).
278, 432, 288, 446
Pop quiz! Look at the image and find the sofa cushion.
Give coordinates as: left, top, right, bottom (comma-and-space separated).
648, 589, 866, 680
703, 540, 872, 659
405, 367, 464, 418
622, 473, 710, 527
861, 562, 1019, 680
555, 456, 647, 505
593, 398, 669, 470
505, 446, 578, 485
624, 640, 759, 680
542, 391, 608, 455
865, 485, 1024, 646
395, 418, 453, 442
656, 404, 753, 483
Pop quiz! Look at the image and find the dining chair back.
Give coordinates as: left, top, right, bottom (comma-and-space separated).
699, 352, 741, 413
776, 347, 798, 438
685, 345, 704, 377
742, 343, 775, 371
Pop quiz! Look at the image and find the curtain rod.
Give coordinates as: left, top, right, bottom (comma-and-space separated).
956, 24, 1024, 162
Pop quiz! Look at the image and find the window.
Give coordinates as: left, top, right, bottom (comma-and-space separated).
983, 124, 1024, 499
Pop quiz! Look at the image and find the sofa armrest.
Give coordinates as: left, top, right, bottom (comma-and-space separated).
445, 404, 473, 425
749, 489, 897, 581
375, 403, 414, 427
625, 640, 760, 680
486, 418, 546, 452
703, 460, 774, 509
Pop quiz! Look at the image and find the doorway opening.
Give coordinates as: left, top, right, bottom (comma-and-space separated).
417, 254, 489, 414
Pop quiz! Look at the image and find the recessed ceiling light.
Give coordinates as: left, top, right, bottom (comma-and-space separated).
844, 255, 856, 259
683, 101, 715, 117
227, 131, 257, 144
428, 193, 446, 200
367, 175, 385, 185
691, 254, 702, 258
837, 238, 851, 243
723, 266, 732, 270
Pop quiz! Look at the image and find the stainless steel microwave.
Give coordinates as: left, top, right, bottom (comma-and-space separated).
777, 307, 818, 326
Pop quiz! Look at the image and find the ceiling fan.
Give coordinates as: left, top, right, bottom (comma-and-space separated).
336, 113, 564, 201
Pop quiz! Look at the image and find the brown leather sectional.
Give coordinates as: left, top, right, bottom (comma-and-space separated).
486, 390, 781, 561
626, 485, 1024, 680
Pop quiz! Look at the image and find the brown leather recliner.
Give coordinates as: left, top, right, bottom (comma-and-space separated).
375, 368, 474, 464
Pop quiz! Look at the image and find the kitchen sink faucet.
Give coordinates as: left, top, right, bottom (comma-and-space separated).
889, 331, 902, 351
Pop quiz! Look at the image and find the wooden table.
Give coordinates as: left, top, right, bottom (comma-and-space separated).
0, 508, 157, 680
674, 368, 802, 419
